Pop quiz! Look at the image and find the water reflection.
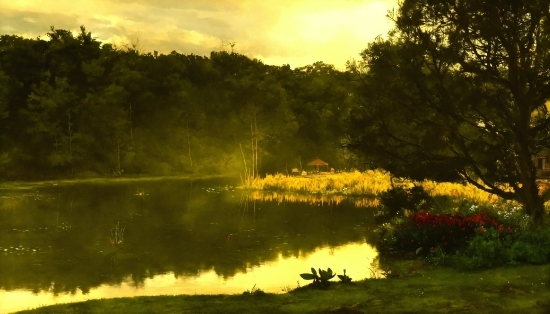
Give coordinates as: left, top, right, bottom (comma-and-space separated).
0, 242, 378, 313
0, 178, 381, 313
244, 190, 380, 208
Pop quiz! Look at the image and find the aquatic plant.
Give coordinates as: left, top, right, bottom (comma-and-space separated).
337, 269, 352, 283
300, 267, 336, 288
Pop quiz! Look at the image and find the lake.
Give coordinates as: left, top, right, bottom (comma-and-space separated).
0, 177, 381, 313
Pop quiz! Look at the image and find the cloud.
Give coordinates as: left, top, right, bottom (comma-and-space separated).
0, 0, 397, 69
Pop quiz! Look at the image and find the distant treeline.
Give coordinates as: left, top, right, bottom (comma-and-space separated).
0, 26, 358, 180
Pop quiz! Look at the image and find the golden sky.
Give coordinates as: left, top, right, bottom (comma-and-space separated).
0, 0, 397, 69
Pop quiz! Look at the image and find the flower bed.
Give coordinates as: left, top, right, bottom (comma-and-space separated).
397, 210, 515, 253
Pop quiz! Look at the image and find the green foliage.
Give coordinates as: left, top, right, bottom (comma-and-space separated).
0, 69, 9, 120
347, 0, 550, 224
509, 226, 550, 264
300, 267, 336, 288
336, 269, 352, 283
0, 27, 354, 180
377, 185, 433, 222
449, 227, 516, 270
427, 246, 447, 266
379, 202, 550, 270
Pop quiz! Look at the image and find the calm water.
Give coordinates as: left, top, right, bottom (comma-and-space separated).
0, 178, 381, 313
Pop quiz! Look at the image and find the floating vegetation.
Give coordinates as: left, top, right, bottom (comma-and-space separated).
205, 185, 236, 193
1, 245, 44, 255
56, 221, 71, 230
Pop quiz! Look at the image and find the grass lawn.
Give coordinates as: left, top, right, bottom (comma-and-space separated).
16, 261, 550, 314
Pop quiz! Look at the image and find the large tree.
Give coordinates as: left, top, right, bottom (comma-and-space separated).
348, 0, 550, 223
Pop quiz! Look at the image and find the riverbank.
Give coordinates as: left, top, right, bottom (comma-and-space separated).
16, 260, 550, 314
243, 171, 505, 206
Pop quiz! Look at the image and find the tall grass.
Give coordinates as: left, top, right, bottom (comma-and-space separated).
244, 170, 391, 196
242, 170, 529, 208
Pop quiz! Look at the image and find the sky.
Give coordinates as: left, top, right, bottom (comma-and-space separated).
0, 0, 397, 70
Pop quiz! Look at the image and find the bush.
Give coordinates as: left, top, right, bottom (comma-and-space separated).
377, 185, 433, 222
390, 210, 514, 253
450, 227, 515, 269
511, 227, 550, 264
377, 203, 550, 270
449, 225, 550, 269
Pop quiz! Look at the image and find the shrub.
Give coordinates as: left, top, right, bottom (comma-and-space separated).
510, 226, 550, 264
377, 197, 550, 269
449, 225, 550, 269
450, 227, 515, 269
405, 210, 512, 253
379, 209, 516, 255
377, 185, 433, 222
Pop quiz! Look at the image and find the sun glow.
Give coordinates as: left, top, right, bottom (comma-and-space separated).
0, 242, 378, 313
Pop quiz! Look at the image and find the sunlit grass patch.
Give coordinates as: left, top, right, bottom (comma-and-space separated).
244, 170, 392, 196
243, 170, 525, 209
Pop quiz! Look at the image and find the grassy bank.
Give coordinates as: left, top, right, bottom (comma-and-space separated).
244, 171, 504, 206
16, 261, 550, 314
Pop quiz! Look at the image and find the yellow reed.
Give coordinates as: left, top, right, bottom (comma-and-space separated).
242, 170, 537, 208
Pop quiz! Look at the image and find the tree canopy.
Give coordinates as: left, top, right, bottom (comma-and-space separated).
0, 26, 354, 180
347, 0, 550, 223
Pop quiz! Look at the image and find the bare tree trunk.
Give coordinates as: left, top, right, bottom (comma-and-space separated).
252, 105, 259, 179
514, 130, 545, 223
67, 112, 74, 176
519, 161, 544, 225
239, 143, 249, 185
117, 136, 121, 174
251, 123, 255, 179
186, 118, 193, 168
129, 102, 134, 147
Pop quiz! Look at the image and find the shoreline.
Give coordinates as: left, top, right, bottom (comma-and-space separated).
15, 261, 550, 314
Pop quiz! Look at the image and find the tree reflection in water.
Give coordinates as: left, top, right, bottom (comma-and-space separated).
0, 178, 380, 311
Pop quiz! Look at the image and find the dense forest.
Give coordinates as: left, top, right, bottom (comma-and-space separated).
0, 26, 357, 180
2, 0, 548, 225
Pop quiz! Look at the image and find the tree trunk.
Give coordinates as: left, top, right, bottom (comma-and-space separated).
186, 118, 192, 168
520, 177, 544, 224
516, 144, 545, 224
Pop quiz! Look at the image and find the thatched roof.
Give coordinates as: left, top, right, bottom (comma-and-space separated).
307, 158, 329, 166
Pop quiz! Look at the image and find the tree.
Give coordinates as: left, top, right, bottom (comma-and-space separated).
348, 0, 550, 223
23, 75, 81, 174
287, 62, 354, 170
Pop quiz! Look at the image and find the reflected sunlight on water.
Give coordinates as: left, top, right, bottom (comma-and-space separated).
1, 242, 378, 313
245, 190, 380, 208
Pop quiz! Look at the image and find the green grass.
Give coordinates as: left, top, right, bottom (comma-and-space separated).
16, 261, 550, 314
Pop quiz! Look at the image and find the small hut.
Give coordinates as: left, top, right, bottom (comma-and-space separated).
307, 158, 329, 173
